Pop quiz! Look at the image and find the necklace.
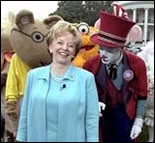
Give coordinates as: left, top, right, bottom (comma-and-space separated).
51, 70, 64, 83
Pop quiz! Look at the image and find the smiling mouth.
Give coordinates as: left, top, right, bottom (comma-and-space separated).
58, 51, 70, 57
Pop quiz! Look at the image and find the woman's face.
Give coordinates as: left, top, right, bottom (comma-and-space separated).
49, 31, 76, 66
100, 46, 121, 64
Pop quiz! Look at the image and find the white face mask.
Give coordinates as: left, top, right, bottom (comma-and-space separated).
100, 46, 121, 65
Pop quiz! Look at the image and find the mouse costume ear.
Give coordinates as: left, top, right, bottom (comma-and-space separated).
43, 15, 63, 29
15, 9, 34, 30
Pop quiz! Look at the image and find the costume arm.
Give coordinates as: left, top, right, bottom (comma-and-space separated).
5, 55, 19, 135
5, 54, 19, 102
137, 58, 147, 99
130, 100, 147, 139
136, 100, 147, 119
136, 59, 147, 119
130, 59, 147, 139
86, 74, 99, 142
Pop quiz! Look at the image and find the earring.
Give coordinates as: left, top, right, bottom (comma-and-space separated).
49, 50, 52, 53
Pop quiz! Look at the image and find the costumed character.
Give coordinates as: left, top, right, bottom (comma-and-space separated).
83, 4, 147, 142
72, 22, 99, 67
137, 40, 154, 142
1, 11, 15, 141
94, 18, 101, 30
4, 9, 63, 141
126, 24, 143, 54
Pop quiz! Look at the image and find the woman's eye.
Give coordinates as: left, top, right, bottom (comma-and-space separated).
68, 45, 74, 48
57, 41, 63, 45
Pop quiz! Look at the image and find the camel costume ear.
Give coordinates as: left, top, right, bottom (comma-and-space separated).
1, 11, 15, 53
43, 15, 63, 29
15, 9, 34, 30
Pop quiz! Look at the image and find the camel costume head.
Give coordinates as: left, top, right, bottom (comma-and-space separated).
1, 11, 15, 54
10, 9, 63, 68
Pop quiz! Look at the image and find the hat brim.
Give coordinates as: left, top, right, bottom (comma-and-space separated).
90, 33, 125, 48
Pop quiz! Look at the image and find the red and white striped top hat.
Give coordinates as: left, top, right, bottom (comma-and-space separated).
90, 4, 136, 48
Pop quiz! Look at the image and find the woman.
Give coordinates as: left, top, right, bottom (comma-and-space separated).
16, 20, 99, 142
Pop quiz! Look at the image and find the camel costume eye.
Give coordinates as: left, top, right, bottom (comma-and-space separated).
32, 31, 45, 43
78, 23, 89, 35
11, 28, 49, 43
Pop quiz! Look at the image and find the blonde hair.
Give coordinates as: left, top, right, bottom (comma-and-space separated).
47, 20, 81, 56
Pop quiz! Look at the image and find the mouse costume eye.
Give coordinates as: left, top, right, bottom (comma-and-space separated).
32, 31, 44, 42
78, 23, 89, 35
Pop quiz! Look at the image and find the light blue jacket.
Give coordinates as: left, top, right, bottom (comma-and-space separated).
16, 64, 99, 142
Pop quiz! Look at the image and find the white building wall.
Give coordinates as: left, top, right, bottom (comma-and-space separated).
115, 1, 154, 44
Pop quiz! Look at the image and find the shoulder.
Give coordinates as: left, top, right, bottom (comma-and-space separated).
9, 54, 30, 70
72, 65, 95, 79
84, 55, 100, 67
125, 50, 146, 67
83, 55, 101, 74
30, 65, 50, 72
11, 54, 24, 62
27, 65, 50, 78
10, 54, 20, 64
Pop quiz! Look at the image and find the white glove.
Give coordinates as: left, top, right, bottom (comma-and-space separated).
99, 102, 106, 117
130, 118, 143, 139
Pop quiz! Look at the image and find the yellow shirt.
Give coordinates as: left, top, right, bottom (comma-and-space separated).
5, 54, 31, 102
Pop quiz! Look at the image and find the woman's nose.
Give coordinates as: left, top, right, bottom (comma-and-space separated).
62, 44, 68, 50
